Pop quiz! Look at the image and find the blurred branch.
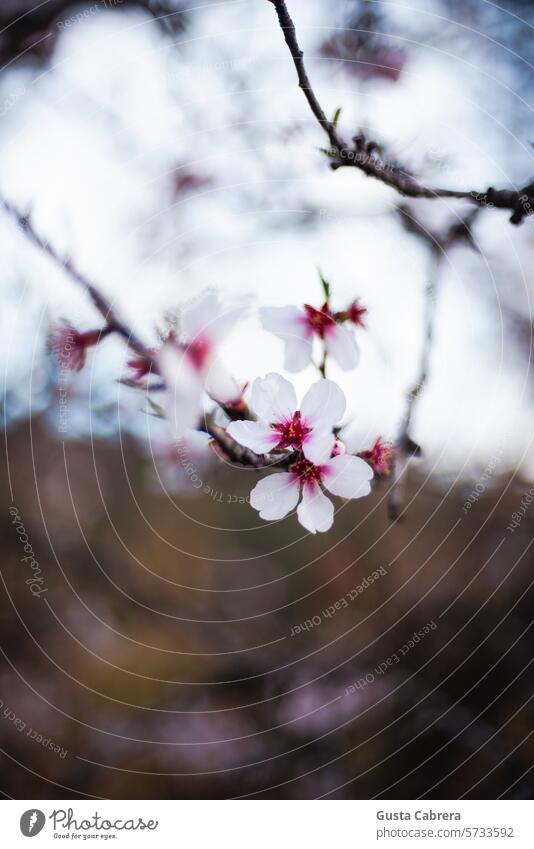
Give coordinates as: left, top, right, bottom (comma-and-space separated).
0, 0, 186, 65
387, 207, 479, 520
206, 420, 293, 470
0, 195, 265, 465
268, 0, 534, 225
0, 196, 152, 359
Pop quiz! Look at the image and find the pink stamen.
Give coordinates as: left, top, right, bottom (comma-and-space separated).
290, 457, 323, 490
303, 302, 336, 340
271, 410, 311, 451
359, 437, 392, 476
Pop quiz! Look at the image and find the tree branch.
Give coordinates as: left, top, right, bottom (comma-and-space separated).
268, 0, 534, 225
0, 195, 272, 468
206, 420, 294, 470
0, 196, 152, 360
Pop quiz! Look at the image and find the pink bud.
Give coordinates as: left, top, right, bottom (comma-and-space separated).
359, 437, 392, 476
50, 322, 104, 372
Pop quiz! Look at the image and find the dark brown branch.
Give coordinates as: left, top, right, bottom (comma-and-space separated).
269, 0, 340, 150
206, 420, 293, 470
268, 0, 534, 225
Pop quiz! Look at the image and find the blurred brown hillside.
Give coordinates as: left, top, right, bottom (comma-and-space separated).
1, 416, 533, 799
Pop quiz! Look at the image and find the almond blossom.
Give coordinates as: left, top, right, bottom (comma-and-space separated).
226, 373, 346, 464
260, 298, 365, 373
248, 452, 373, 534
158, 290, 244, 439
227, 373, 373, 533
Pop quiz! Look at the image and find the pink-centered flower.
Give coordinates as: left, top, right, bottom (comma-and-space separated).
227, 373, 346, 463
158, 290, 244, 439
251, 448, 373, 535
227, 373, 373, 533
260, 299, 364, 373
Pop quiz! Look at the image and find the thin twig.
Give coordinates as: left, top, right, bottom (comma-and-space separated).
1, 195, 276, 468
268, 0, 534, 225
386, 207, 479, 519
0, 196, 152, 359
388, 255, 437, 520
318, 349, 328, 378
206, 419, 294, 469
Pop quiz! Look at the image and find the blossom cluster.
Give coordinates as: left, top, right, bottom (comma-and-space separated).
50, 283, 392, 533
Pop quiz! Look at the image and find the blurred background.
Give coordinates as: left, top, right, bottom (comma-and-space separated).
0, 0, 533, 799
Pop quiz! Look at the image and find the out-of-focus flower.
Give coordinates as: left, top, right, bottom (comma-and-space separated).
158, 290, 244, 438
249, 452, 373, 534
50, 322, 104, 372
359, 437, 393, 476
157, 342, 204, 439
260, 298, 365, 372
150, 430, 213, 496
173, 168, 213, 196
320, 33, 406, 83
227, 373, 345, 463
339, 299, 368, 328
126, 351, 157, 383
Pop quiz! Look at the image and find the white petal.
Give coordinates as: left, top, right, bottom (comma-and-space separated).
250, 473, 300, 521
260, 306, 313, 373
302, 427, 335, 465
181, 290, 219, 339
297, 482, 334, 534
321, 454, 373, 499
260, 305, 308, 339
250, 373, 298, 423
158, 343, 204, 438
324, 323, 360, 370
182, 430, 211, 454
227, 420, 279, 454
182, 290, 245, 346
204, 358, 241, 404
300, 379, 346, 430
283, 337, 314, 373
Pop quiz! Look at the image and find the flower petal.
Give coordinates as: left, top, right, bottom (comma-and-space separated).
283, 336, 314, 372
297, 482, 334, 534
181, 290, 219, 339
158, 343, 204, 438
260, 305, 308, 339
182, 290, 245, 346
260, 306, 313, 373
250, 373, 298, 423
324, 323, 360, 370
302, 427, 336, 465
226, 420, 279, 454
250, 473, 300, 521
300, 379, 346, 430
321, 454, 374, 499
204, 358, 242, 404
